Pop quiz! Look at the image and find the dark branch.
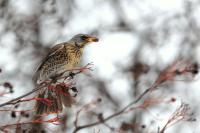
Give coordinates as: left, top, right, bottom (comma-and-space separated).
0, 70, 83, 108
72, 85, 158, 133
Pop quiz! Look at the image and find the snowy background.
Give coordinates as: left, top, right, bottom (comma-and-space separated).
0, 0, 200, 133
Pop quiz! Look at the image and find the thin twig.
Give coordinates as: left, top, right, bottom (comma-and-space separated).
0, 84, 47, 108
159, 103, 190, 133
0, 116, 60, 132
0, 70, 83, 108
72, 85, 158, 133
73, 60, 198, 133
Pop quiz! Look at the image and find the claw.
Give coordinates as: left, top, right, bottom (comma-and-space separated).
69, 72, 75, 78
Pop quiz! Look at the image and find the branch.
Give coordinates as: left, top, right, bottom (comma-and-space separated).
0, 84, 47, 108
72, 86, 156, 133
72, 60, 198, 133
0, 116, 60, 132
0, 70, 84, 108
159, 103, 192, 133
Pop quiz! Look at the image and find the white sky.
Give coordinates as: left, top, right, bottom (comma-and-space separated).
0, 0, 199, 133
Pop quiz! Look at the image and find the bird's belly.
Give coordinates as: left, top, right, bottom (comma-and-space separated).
40, 60, 79, 81
40, 64, 64, 80
67, 59, 80, 69
38, 52, 81, 83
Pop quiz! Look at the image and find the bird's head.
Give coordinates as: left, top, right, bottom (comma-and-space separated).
70, 34, 99, 48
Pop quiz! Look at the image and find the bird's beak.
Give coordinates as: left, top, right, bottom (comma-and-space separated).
86, 36, 99, 42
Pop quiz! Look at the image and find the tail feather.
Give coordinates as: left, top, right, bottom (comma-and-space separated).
35, 85, 76, 115
35, 92, 45, 115
35, 89, 63, 115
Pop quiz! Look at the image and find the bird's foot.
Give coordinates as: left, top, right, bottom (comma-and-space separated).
69, 72, 75, 79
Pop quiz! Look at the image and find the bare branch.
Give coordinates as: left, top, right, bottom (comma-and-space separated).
0, 69, 85, 108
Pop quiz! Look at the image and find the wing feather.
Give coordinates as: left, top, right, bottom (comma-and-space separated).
33, 43, 65, 83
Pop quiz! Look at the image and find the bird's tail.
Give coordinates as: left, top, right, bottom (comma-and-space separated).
35, 85, 76, 115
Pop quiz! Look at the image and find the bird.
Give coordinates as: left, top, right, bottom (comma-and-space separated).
33, 34, 99, 115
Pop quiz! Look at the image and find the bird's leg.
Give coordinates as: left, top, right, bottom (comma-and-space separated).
59, 72, 75, 83
50, 77, 58, 83
50, 73, 64, 83
69, 71, 75, 79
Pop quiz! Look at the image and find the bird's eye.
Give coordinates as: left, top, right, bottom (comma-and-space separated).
80, 35, 88, 40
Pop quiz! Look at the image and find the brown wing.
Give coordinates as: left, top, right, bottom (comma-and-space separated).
33, 43, 65, 83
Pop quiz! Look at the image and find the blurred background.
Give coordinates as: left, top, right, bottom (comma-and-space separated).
0, 0, 200, 132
